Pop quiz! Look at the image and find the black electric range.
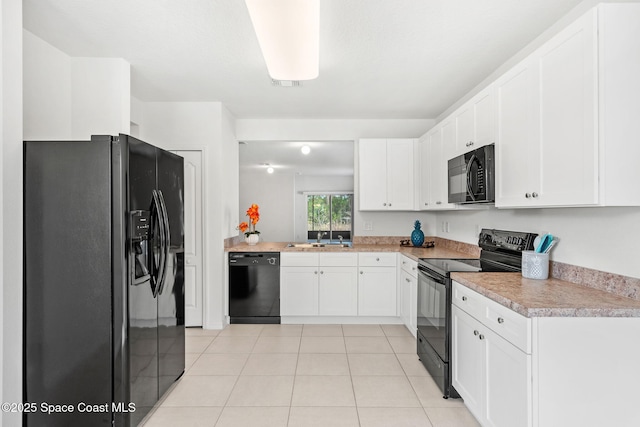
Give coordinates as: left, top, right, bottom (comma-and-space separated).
416, 229, 537, 398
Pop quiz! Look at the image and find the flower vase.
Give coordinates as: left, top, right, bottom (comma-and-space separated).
245, 234, 259, 246
411, 220, 425, 247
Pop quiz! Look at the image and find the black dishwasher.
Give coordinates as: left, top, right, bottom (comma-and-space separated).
229, 252, 280, 324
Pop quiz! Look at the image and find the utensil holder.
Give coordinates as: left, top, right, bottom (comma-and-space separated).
522, 251, 549, 280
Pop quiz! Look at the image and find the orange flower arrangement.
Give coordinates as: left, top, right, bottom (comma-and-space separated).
237, 204, 261, 237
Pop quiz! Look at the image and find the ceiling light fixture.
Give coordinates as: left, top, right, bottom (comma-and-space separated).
267, 167, 274, 174
245, 0, 320, 81
301, 145, 311, 155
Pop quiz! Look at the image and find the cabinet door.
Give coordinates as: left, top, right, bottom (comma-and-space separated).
418, 135, 431, 209
358, 267, 397, 316
358, 139, 388, 210
495, 57, 540, 208
451, 306, 483, 421
408, 273, 417, 337
318, 267, 358, 316
484, 329, 532, 427
429, 120, 457, 209
455, 88, 495, 155
536, 9, 598, 207
455, 105, 474, 155
386, 138, 415, 210
399, 270, 412, 329
280, 267, 318, 315
473, 88, 495, 150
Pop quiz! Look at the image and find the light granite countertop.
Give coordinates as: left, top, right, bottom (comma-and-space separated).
452, 272, 640, 318
224, 241, 477, 262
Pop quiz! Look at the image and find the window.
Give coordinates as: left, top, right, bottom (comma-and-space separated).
307, 194, 353, 242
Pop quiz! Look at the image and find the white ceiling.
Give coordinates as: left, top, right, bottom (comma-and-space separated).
239, 140, 354, 176
23, 0, 585, 120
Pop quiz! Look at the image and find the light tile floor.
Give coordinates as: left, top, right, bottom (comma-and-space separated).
141, 324, 481, 427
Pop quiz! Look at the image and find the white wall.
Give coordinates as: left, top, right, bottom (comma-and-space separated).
240, 172, 295, 242
2, 0, 23, 425
23, 30, 71, 139
23, 30, 130, 140
139, 101, 236, 329
70, 57, 130, 139
435, 207, 640, 278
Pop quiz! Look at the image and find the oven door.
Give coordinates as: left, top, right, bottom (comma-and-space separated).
417, 267, 449, 362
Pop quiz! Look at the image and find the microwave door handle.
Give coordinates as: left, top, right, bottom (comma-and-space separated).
466, 154, 477, 202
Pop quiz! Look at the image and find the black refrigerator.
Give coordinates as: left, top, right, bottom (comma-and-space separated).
23, 134, 185, 426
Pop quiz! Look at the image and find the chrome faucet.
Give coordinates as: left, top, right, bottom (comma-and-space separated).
316, 231, 327, 243
338, 235, 344, 244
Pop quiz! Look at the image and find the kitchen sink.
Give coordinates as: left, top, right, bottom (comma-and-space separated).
287, 242, 352, 248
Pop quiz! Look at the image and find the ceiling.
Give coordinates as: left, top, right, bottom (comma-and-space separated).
23, 0, 585, 120
239, 140, 354, 176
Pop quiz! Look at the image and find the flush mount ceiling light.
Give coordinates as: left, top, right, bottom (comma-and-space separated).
245, 0, 320, 81
263, 163, 275, 174
301, 145, 311, 155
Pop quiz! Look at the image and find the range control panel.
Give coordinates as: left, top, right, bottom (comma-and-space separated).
478, 228, 537, 252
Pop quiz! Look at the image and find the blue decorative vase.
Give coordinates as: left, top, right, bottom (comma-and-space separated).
411, 220, 425, 247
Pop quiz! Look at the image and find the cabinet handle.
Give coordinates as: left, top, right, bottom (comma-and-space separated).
462, 296, 467, 301
376, 257, 380, 261
389, 203, 392, 207
473, 330, 479, 336
314, 271, 318, 275
320, 271, 324, 275
360, 271, 363, 275
424, 202, 428, 206
532, 192, 539, 198
525, 193, 531, 198
402, 261, 406, 265
479, 334, 485, 340
466, 141, 474, 147
405, 278, 411, 283
436, 201, 442, 205
497, 317, 504, 324
383, 203, 387, 206
412, 267, 416, 271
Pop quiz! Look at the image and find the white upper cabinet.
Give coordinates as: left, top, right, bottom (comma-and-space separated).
454, 87, 495, 156
359, 138, 416, 211
496, 4, 640, 208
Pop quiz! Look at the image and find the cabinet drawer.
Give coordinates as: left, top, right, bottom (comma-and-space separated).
483, 296, 531, 354
281, 252, 320, 267
319, 252, 358, 267
452, 281, 483, 320
400, 255, 418, 277
358, 252, 396, 267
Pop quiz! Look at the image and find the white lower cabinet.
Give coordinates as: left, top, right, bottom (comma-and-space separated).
281, 266, 319, 316
399, 255, 418, 337
318, 266, 358, 316
358, 267, 397, 316
358, 253, 397, 316
452, 305, 531, 427
452, 281, 531, 427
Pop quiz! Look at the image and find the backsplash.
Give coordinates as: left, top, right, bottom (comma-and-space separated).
551, 261, 640, 301
352, 235, 481, 257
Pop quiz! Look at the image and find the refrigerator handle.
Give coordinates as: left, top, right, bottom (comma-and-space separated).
156, 190, 171, 296
151, 189, 167, 298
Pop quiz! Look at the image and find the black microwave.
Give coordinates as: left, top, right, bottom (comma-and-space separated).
448, 144, 495, 204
